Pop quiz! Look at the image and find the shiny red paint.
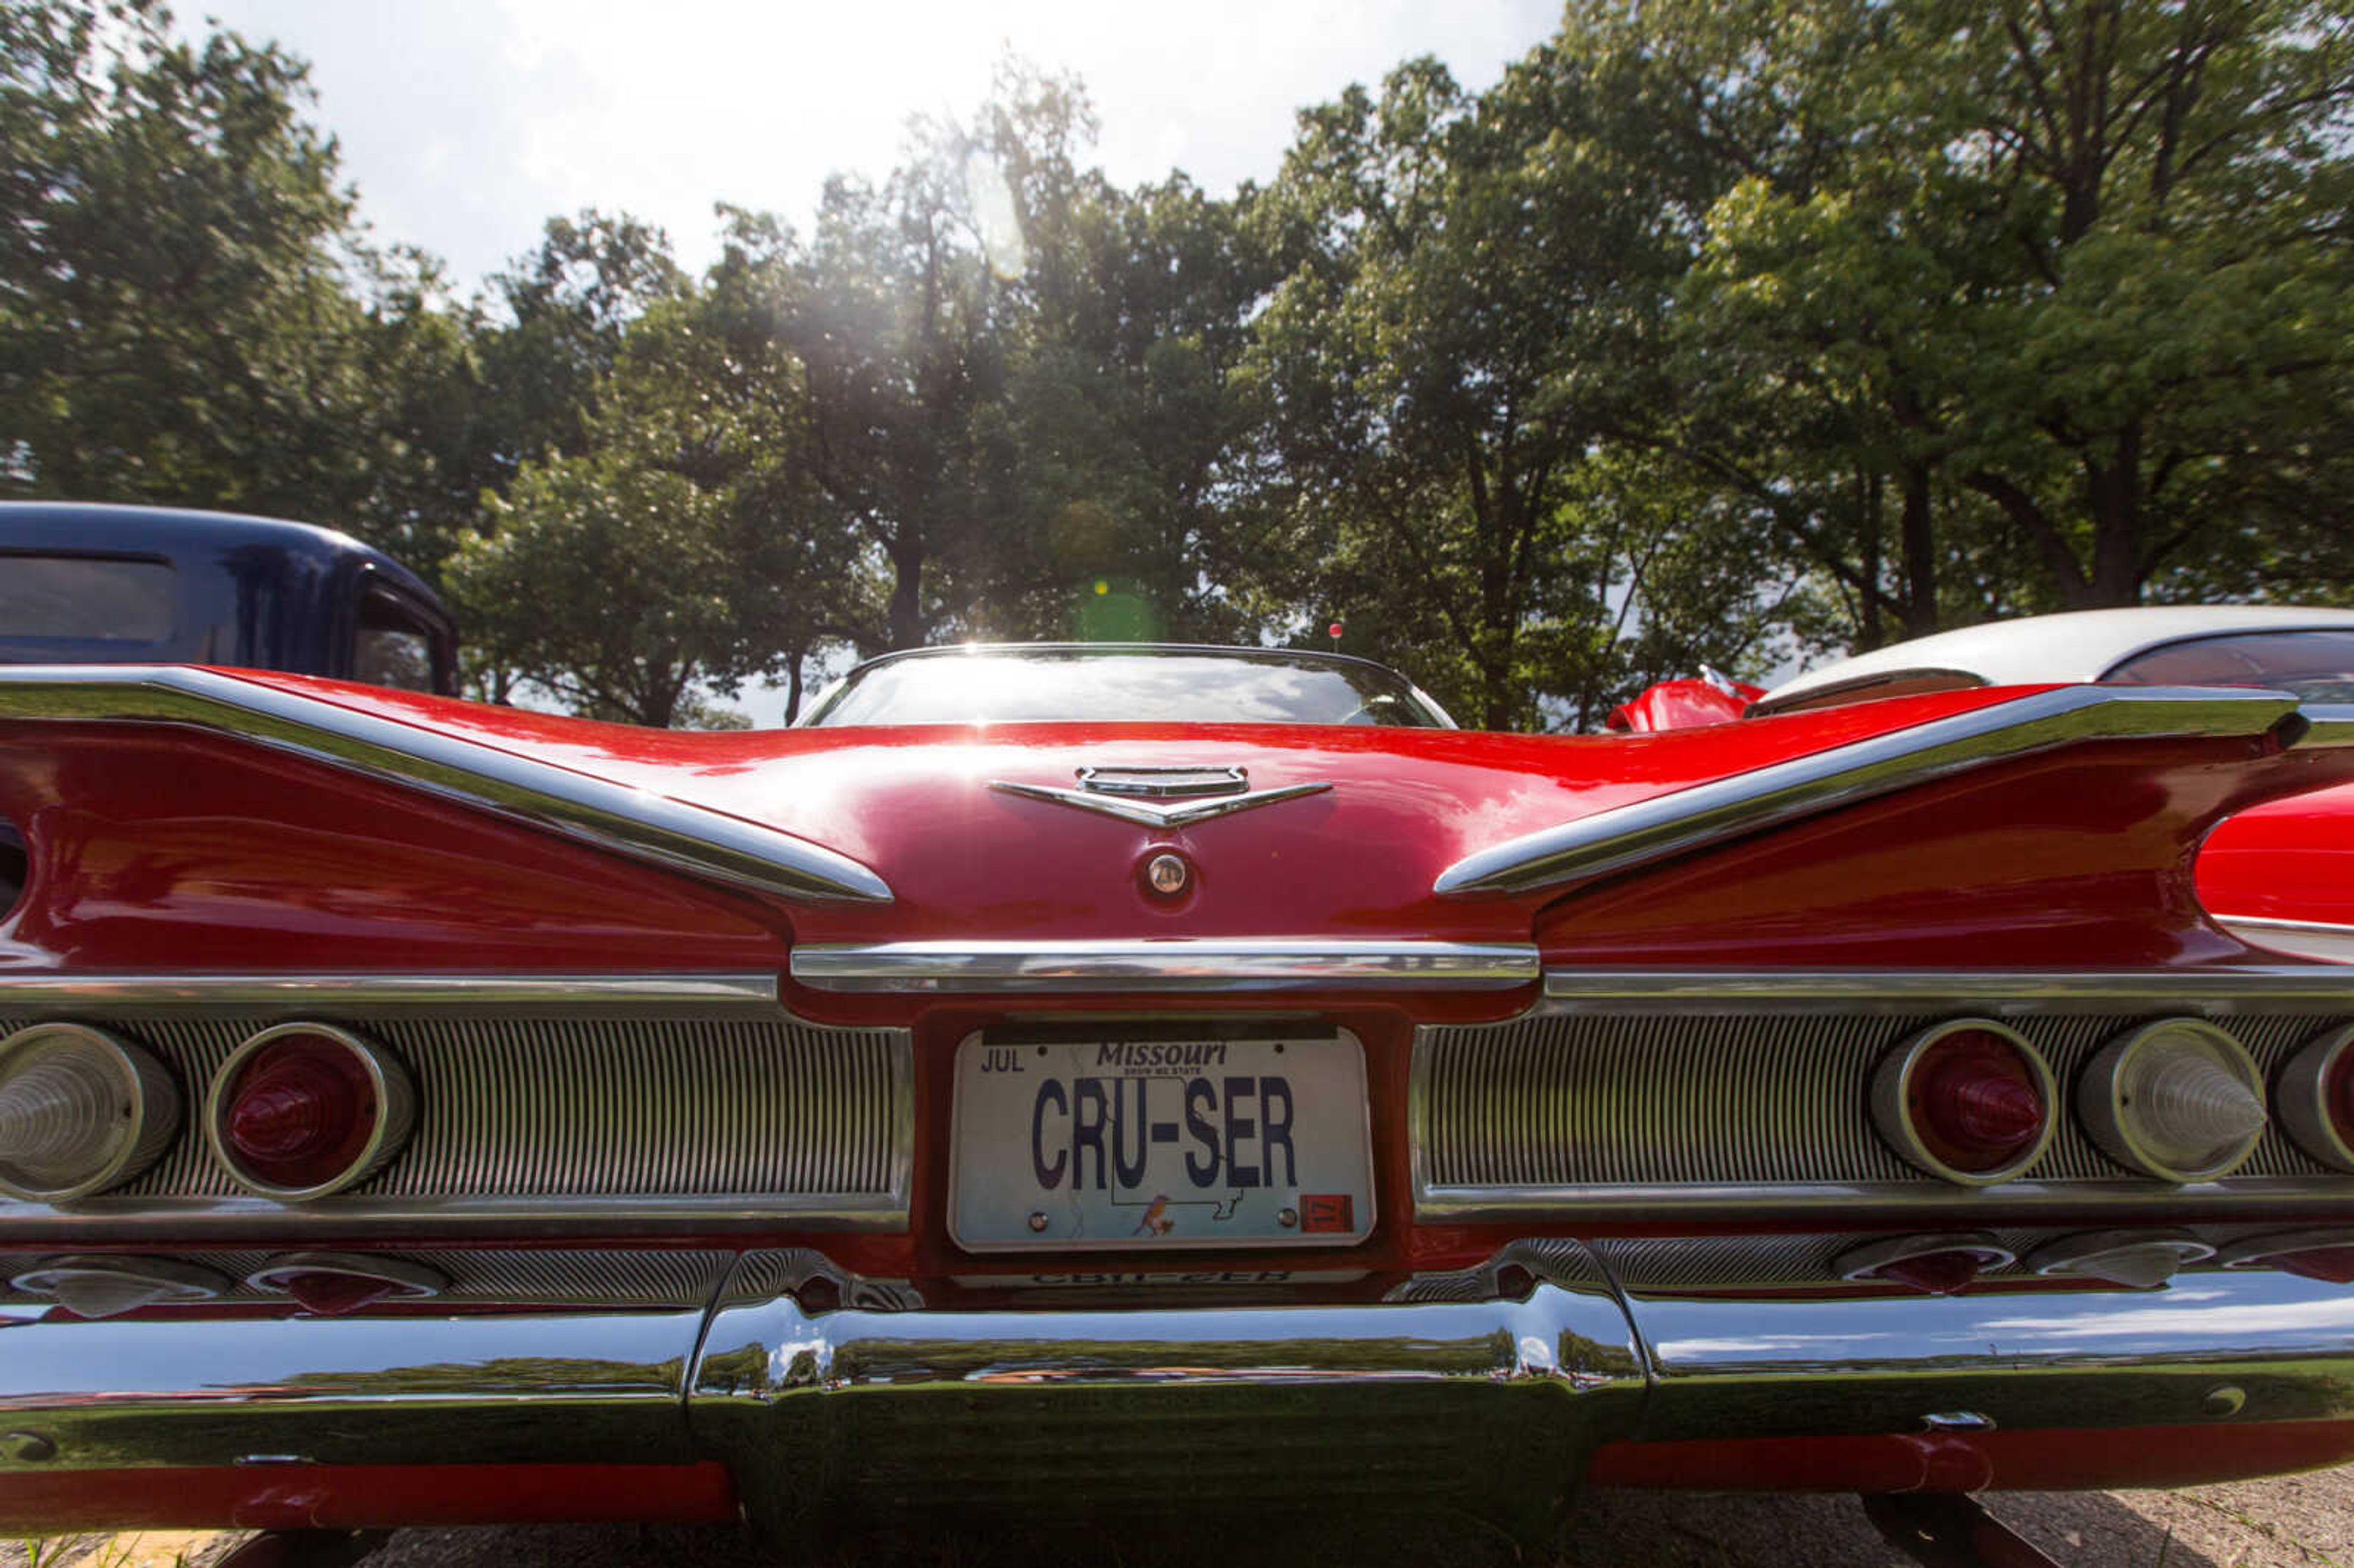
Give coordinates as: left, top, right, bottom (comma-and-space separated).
9, 670, 2346, 972
1605, 677, 1763, 733
0, 1461, 736, 1531
0, 723, 787, 970
2198, 778, 2354, 929
1586, 1420, 2354, 1493
1537, 733, 2354, 967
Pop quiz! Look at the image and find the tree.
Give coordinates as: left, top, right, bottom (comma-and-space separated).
1241, 53, 1770, 728
1655, 0, 2354, 626
0, 0, 483, 573
475, 211, 683, 479
451, 295, 842, 726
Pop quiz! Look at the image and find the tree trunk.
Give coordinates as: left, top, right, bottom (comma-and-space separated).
1900, 460, 1938, 636
782, 649, 806, 725
2082, 425, 2144, 606
1856, 468, 1885, 652
885, 536, 926, 650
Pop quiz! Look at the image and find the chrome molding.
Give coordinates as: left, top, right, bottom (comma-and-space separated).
2219, 916, 2354, 965
1436, 684, 2303, 897
1540, 967, 2354, 1014
0, 665, 891, 903
792, 938, 1541, 992
0, 972, 785, 1014
1412, 1000, 2354, 1222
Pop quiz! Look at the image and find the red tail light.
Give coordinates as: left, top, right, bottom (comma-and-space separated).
1872, 1021, 2056, 1185
206, 1025, 413, 1200
2280, 1024, 2354, 1174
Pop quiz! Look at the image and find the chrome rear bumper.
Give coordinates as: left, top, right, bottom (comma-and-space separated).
7, 1246, 2354, 1536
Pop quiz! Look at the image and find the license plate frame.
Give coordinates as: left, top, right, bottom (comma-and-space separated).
947, 1026, 1375, 1253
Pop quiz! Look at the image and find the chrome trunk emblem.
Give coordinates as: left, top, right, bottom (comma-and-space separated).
990, 765, 1331, 829
1076, 764, 1247, 799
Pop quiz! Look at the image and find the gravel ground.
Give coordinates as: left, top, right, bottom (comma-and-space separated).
18, 1467, 2352, 1568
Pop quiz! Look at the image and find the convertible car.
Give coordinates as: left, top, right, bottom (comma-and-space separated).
8, 624, 2354, 1563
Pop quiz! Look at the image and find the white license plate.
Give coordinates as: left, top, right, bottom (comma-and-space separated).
948, 1029, 1374, 1252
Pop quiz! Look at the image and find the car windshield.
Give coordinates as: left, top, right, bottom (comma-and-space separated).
2105, 630, 2354, 703
802, 649, 1452, 728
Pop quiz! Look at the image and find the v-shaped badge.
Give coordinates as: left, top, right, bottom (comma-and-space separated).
989, 768, 1333, 829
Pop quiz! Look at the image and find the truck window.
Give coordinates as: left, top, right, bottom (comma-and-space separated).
0, 555, 175, 642
353, 585, 441, 692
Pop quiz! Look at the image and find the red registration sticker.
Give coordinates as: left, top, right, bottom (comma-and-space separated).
1300, 1193, 1354, 1233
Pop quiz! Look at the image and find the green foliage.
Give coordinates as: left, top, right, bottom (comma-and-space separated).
0, 0, 484, 573
1655, 0, 2354, 631
451, 295, 840, 726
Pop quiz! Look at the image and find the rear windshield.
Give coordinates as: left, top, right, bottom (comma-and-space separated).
0, 555, 174, 642
2105, 630, 2354, 703
804, 650, 1452, 728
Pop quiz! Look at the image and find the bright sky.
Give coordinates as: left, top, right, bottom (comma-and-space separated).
180, 0, 1563, 289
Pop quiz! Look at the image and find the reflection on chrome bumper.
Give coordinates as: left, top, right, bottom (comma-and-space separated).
7, 1246, 2354, 1534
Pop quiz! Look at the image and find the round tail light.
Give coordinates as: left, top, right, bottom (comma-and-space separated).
2079, 1019, 2266, 1183
1871, 1020, 2057, 1185
0, 1024, 179, 1203
2277, 1024, 2354, 1173
205, 1024, 413, 1200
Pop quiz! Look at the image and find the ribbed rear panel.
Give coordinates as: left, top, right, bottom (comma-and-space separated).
1418, 1010, 2348, 1191
0, 1013, 906, 1204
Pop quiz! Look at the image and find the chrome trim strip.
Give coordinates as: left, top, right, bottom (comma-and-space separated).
1436, 685, 2301, 897
1624, 1263, 2354, 1443
1412, 1174, 2354, 1224
791, 938, 1542, 992
0, 972, 784, 1013
1539, 967, 2354, 1013
0, 1192, 910, 1241
0, 1300, 709, 1469
2219, 916, 2354, 965
0, 665, 891, 904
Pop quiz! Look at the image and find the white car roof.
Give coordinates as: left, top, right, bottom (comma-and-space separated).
1759, 606, 2354, 711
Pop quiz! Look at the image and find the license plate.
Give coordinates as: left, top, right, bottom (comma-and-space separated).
949, 1029, 1374, 1252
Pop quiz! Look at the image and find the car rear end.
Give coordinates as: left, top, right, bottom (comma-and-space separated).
7, 666, 2354, 1540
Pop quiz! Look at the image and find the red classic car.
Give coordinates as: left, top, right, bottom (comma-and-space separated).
7, 629, 2354, 1561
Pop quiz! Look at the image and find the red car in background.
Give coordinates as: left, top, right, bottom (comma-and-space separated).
7, 612, 2354, 1558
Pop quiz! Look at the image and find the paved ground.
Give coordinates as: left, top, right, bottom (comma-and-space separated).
13, 1466, 2354, 1568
